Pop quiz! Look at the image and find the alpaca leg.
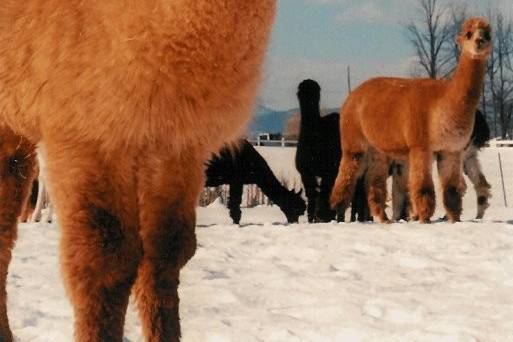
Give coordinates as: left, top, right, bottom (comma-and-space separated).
43, 143, 141, 341
318, 175, 336, 222
350, 176, 362, 222
301, 173, 318, 223
463, 147, 491, 219
351, 174, 371, 222
330, 151, 365, 210
134, 155, 201, 342
0, 130, 37, 342
228, 180, 243, 224
409, 148, 435, 223
437, 151, 464, 222
19, 178, 37, 222
391, 162, 410, 221
350, 199, 357, 222
365, 151, 390, 223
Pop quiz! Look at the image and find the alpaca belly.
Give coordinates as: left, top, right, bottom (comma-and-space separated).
35, 64, 257, 155
362, 124, 408, 156
358, 104, 408, 154
431, 121, 472, 152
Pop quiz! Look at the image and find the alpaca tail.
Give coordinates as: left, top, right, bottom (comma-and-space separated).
330, 153, 364, 209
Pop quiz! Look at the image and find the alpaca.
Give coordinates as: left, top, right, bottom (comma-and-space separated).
205, 140, 306, 224
296, 79, 370, 223
0, 2, 276, 341
462, 109, 492, 218
331, 18, 492, 223
392, 110, 492, 221
0, 128, 37, 342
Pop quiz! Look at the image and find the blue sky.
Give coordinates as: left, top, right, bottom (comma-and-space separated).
258, 0, 511, 109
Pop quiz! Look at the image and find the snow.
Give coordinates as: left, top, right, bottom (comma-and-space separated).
7, 147, 513, 341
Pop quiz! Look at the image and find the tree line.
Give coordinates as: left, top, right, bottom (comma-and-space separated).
407, 0, 513, 138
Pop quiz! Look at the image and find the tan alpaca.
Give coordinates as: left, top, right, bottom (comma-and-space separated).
0, 1, 276, 341
331, 17, 492, 223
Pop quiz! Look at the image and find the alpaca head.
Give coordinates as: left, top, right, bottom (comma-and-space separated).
297, 79, 321, 106
282, 189, 306, 223
457, 17, 492, 60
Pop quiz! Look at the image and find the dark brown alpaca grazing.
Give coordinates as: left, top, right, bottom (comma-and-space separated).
331, 18, 492, 223
206, 140, 306, 224
0, 1, 276, 341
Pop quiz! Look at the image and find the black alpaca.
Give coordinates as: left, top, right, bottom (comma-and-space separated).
392, 109, 492, 220
206, 140, 306, 224
350, 172, 372, 222
295, 79, 370, 223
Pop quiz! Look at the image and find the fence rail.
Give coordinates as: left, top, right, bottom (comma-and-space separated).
248, 138, 298, 147
249, 139, 513, 148
487, 139, 513, 147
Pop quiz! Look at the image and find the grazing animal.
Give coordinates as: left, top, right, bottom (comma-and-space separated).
295, 79, 370, 223
331, 18, 492, 223
205, 140, 306, 224
392, 110, 492, 221
0, 1, 276, 341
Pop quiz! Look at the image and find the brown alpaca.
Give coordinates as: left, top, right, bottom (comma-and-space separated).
331, 17, 492, 223
0, 127, 37, 342
0, 1, 276, 341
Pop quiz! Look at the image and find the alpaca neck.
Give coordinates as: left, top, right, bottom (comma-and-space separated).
444, 54, 487, 121
256, 176, 292, 209
298, 98, 321, 136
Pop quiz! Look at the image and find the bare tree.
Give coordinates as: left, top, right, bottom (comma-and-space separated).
485, 10, 513, 138
406, 1, 513, 137
406, 0, 454, 79
443, 4, 468, 70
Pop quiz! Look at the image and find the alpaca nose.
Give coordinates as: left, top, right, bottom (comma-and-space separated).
476, 37, 486, 48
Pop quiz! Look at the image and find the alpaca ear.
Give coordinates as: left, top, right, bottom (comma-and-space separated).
456, 34, 463, 45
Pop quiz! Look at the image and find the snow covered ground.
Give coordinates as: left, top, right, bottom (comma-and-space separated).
7, 148, 513, 341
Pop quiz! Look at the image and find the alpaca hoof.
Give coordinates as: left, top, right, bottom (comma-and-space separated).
448, 217, 460, 223
476, 202, 489, 219
376, 216, 391, 224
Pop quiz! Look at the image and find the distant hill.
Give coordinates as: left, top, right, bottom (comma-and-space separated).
248, 105, 340, 137
248, 105, 298, 136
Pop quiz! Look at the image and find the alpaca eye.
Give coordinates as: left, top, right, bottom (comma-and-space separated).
483, 31, 491, 41
465, 31, 472, 40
